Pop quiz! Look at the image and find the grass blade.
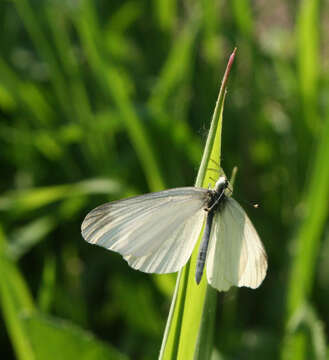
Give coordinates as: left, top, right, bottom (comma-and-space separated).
281, 93, 329, 360
159, 49, 236, 360
0, 226, 35, 360
296, 0, 320, 132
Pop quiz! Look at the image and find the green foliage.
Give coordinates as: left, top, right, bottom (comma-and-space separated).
0, 226, 128, 360
0, 1, 328, 359
23, 312, 129, 360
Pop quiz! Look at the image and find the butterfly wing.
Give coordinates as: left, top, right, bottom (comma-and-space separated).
81, 187, 207, 273
206, 197, 267, 291
124, 207, 205, 273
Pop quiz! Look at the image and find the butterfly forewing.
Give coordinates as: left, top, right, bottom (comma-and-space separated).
124, 208, 205, 273
81, 187, 208, 269
206, 197, 267, 291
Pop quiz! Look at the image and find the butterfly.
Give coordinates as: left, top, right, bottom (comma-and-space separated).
81, 174, 267, 291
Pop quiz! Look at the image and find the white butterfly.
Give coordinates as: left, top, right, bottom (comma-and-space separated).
81, 175, 267, 291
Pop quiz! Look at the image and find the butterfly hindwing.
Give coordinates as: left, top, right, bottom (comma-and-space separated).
206, 197, 267, 291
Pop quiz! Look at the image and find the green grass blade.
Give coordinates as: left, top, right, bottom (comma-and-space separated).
200, 0, 222, 65
281, 97, 329, 359
37, 255, 56, 312
0, 226, 128, 359
0, 178, 123, 214
0, 58, 56, 126
75, 0, 165, 191
7, 216, 56, 260
159, 49, 236, 360
296, 0, 320, 132
22, 313, 129, 360
0, 179, 123, 260
12, 0, 75, 119
231, 0, 253, 38
280, 1, 325, 358
148, 20, 198, 112
0, 226, 35, 360
282, 303, 327, 360
153, 0, 177, 31
45, 3, 92, 127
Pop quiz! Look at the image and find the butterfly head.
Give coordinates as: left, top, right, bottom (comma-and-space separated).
214, 175, 229, 193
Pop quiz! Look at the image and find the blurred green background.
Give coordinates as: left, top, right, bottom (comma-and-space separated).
0, 1, 328, 359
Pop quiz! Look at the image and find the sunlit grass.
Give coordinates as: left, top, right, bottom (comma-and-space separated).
0, 1, 328, 359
